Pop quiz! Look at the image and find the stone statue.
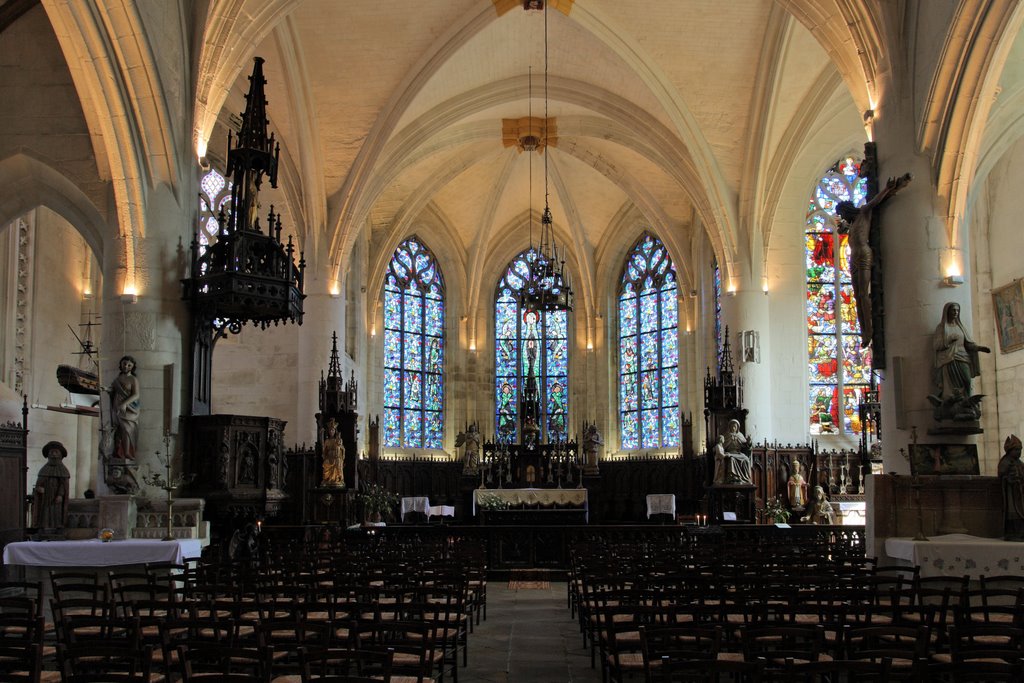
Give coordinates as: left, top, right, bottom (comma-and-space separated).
321, 418, 345, 487
998, 434, 1024, 541
835, 172, 912, 348
582, 422, 603, 475
108, 355, 140, 460
32, 441, 70, 529
802, 485, 836, 525
927, 302, 991, 421
713, 418, 752, 485
456, 422, 481, 474
787, 458, 808, 510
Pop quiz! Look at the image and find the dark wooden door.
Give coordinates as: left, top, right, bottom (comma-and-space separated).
0, 424, 26, 548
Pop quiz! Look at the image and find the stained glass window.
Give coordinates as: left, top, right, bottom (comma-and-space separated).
618, 234, 680, 450
806, 158, 871, 435
198, 168, 232, 255
383, 237, 445, 448
494, 249, 569, 443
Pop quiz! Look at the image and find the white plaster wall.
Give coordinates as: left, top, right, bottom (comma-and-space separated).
212, 323, 302, 445
0, 208, 101, 497
972, 135, 1024, 473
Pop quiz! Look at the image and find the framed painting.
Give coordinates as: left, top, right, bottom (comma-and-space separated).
992, 279, 1024, 353
908, 443, 980, 476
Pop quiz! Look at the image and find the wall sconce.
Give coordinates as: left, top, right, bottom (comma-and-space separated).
469, 340, 477, 352
741, 330, 760, 363
370, 326, 376, 337
121, 284, 138, 304
586, 340, 593, 351
761, 277, 769, 295
82, 288, 93, 300
863, 109, 875, 142
942, 247, 963, 286
329, 282, 341, 298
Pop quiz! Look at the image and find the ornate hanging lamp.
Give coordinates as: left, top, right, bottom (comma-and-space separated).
520, 2, 573, 313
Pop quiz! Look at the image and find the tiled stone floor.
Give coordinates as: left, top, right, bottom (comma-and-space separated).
463, 581, 603, 683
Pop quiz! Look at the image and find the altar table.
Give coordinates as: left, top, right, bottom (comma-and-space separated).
646, 494, 676, 519
3, 538, 203, 567
400, 496, 432, 522
884, 533, 1024, 578
473, 488, 588, 521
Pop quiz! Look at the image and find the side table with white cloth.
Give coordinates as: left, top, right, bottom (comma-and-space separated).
400, 496, 432, 522
646, 494, 676, 520
427, 505, 455, 522
884, 533, 1024, 578
3, 538, 203, 567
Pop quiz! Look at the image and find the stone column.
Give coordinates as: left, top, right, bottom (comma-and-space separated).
722, 275, 772, 440
296, 281, 346, 446
96, 185, 192, 496
872, 107, 980, 474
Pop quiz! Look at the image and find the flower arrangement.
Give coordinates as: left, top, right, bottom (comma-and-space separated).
357, 483, 399, 521
476, 492, 510, 511
760, 495, 791, 524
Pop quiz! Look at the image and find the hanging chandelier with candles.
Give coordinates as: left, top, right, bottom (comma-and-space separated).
519, 1, 573, 313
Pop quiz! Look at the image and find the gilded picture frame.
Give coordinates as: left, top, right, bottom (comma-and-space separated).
992, 279, 1024, 353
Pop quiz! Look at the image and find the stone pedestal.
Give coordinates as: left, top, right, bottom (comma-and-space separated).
98, 495, 137, 541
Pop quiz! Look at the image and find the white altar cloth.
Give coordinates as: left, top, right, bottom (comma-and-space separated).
884, 533, 1024, 578
472, 488, 588, 520
400, 496, 432, 521
646, 494, 676, 519
3, 538, 203, 567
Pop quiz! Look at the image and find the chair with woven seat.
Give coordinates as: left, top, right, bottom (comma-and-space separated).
639, 624, 722, 683
299, 645, 394, 683
843, 624, 929, 681
655, 654, 765, 682
177, 642, 272, 682
59, 642, 154, 683
781, 655, 892, 682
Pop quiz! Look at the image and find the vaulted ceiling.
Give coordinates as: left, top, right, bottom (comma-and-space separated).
198, 0, 864, 295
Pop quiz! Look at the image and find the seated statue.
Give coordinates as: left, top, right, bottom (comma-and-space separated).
713, 419, 752, 485
802, 485, 836, 525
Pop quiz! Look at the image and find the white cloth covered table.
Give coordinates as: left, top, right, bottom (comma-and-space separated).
428, 505, 455, 520
3, 538, 203, 567
646, 494, 676, 519
472, 488, 588, 520
884, 533, 1024, 578
400, 496, 432, 521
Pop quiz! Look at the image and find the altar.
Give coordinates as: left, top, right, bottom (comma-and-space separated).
884, 533, 1024, 578
3, 538, 203, 567
473, 488, 588, 524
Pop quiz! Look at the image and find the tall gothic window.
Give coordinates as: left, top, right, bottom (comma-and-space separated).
494, 249, 569, 443
383, 237, 445, 448
618, 233, 680, 449
199, 168, 232, 255
806, 157, 872, 435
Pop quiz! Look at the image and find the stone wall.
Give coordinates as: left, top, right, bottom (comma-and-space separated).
866, 474, 1002, 560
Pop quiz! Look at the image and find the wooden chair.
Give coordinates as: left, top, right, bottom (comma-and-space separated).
177, 642, 271, 682
843, 624, 929, 681
781, 655, 892, 682
639, 624, 722, 683
0, 641, 44, 682
59, 642, 153, 683
655, 654, 765, 682
299, 645, 394, 683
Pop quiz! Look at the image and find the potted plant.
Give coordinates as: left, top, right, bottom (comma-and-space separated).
357, 483, 399, 524
760, 495, 791, 524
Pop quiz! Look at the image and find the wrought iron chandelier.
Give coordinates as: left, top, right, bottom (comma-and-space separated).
520, 1, 573, 313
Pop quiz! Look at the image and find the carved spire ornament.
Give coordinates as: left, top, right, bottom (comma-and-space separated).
182, 57, 306, 414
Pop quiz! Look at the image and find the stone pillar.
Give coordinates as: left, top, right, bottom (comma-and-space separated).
96, 186, 192, 496
296, 283, 346, 446
871, 108, 980, 474
723, 282, 772, 440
